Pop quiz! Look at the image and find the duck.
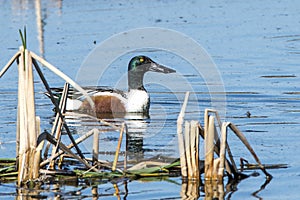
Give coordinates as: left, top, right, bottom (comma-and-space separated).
46, 55, 176, 117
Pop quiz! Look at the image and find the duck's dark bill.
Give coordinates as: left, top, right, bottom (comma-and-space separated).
149, 63, 176, 74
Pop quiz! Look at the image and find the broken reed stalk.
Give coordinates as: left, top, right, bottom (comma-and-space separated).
40, 128, 98, 167
190, 120, 199, 180
26, 49, 39, 179
229, 123, 272, 179
92, 129, 99, 165
203, 108, 272, 180
17, 48, 39, 185
33, 116, 41, 178
204, 112, 230, 181
0, 50, 21, 78
183, 120, 200, 180
184, 121, 192, 179
44, 83, 69, 169
205, 109, 237, 174
184, 120, 200, 180
16, 47, 24, 181
123, 124, 128, 171
177, 92, 190, 178
205, 115, 215, 180
112, 123, 126, 171
204, 109, 237, 177
178, 93, 201, 180
218, 122, 230, 179
49, 83, 69, 168
37, 131, 97, 172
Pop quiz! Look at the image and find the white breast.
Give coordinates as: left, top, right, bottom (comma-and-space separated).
126, 89, 149, 113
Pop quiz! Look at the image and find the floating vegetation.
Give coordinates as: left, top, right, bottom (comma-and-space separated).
0, 158, 17, 182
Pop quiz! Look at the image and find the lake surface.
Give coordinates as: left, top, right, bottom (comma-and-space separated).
0, 0, 299, 199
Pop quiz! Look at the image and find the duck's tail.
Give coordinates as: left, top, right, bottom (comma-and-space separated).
44, 87, 62, 102
44, 88, 65, 110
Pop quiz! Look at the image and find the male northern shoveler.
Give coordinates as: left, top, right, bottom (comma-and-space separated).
47, 56, 176, 117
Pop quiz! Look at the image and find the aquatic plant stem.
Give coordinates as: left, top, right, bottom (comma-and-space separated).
0, 51, 21, 78
112, 123, 126, 171
229, 123, 272, 179
49, 83, 69, 168
177, 91, 189, 178
40, 128, 98, 167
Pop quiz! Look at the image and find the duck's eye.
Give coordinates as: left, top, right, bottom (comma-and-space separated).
139, 57, 144, 63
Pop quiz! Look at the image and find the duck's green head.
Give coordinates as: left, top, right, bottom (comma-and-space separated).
128, 55, 176, 90
128, 55, 176, 74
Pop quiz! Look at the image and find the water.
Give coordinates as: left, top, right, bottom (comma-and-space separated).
0, 0, 300, 199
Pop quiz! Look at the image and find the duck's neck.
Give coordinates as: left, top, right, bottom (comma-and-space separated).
128, 71, 146, 91
127, 71, 150, 114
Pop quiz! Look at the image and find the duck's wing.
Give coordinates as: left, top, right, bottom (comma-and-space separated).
45, 86, 127, 101
80, 86, 127, 99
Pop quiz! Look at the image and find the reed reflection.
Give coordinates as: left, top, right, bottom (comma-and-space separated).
180, 173, 272, 200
